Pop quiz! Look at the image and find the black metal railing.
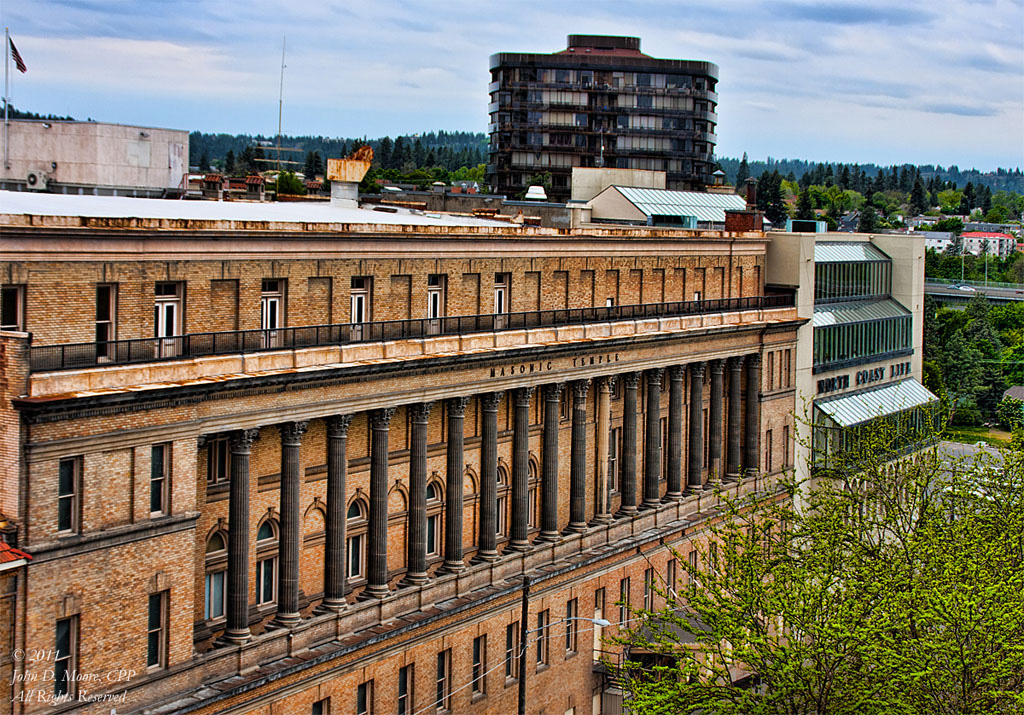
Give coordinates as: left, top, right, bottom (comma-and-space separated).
29, 295, 794, 372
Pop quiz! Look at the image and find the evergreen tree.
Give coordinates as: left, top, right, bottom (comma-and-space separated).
413, 138, 425, 169
911, 177, 929, 215
377, 136, 393, 169
795, 187, 815, 221
224, 149, 235, 175
764, 171, 788, 227
198, 151, 210, 172
735, 152, 749, 192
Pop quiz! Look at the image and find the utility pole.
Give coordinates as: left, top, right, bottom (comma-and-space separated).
517, 575, 530, 715
276, 36, 286, 173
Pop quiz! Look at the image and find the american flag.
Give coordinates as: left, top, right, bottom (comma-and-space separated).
9, 37, 26, 73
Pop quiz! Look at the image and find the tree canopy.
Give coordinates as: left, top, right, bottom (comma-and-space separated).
613, 425, 1024, 714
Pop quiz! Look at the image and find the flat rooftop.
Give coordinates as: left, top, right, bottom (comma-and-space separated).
0, 190, 508, 228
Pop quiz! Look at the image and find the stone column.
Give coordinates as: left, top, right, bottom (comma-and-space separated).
726, 357, 743, 481
508, 387, 534, 552
708, 360, 724, 485
225, 427, 259, 644
567, 379, 590, 532
687, 363, 705, 492
592, 377, 614, 524
402, 402, 434, 585
275, 420, 308, 626
442, 397, 469, 573
744, 354, 762, 475
362, 407, 395, 599
476, 392, 502, 562
539, 383, 563, 541
665, 366, 685, 500
642, 368, 664, 509
323, 415, 352, 610
617, 372, 639, 516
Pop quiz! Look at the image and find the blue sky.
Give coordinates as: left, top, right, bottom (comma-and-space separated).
2, 0, 1022, 169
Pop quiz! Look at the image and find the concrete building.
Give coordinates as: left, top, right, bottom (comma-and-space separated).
586, 185, 748, 230
487, 35, 719, 203
0, 188, 799, 714
0, 119, 188, 197
766, 231, 937, 484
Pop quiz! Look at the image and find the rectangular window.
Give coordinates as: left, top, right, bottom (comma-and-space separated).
494, 273, 509, 314
618, 577, 630, 625
260, 278, 284, 347
783, 425, 791, 467
312, 698, 330, 715
537, 609, 549, 664
150, 443, 170, 516
436, 648, 452, 711
351, 276, 371, 323
95, 284, 116, 359
427, 274, 446, 321
154, 282, 182, 337
660, 416, 668, 481
505, 622, 520, 679
207, 437, 230, 485
426, 513, 439, 556
346, 533, 364, 579
688, 550, 698, 585
204, 569, 225, 620
54, 616, 77, 698
765, 429, 774, 473
527, 487, 537, 529
256, 555, 276, 605
472, 635, 487, 695
1, 284, 24, 331
357, 680, 373, 715
767, 352, 775, 390
147, 591, 168, 669
644, 568, 655, 611
58, 457, 80, 533
496, 496, 507, 537
710, 542, 719, 574
398, 665, 413, 715
565, 598, 578, 653
593, 588, 605, 656
608, 427, 621, 492
667, 559, 678, 600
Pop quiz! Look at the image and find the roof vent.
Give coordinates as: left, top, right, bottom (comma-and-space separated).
524, 185, 548, 201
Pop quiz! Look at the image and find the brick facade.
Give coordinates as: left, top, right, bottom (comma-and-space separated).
0, 210, 799, 714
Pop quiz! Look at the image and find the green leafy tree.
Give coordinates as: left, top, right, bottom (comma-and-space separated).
795, 187, 814, 221
274, 170, 306, 196
613, 424, 1024, 715
997, 396, 1024, 431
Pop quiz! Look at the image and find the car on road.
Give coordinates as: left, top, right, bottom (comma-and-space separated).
952, 284, 977, 292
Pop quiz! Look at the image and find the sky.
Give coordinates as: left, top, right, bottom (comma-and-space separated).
2, 0, 1022, 170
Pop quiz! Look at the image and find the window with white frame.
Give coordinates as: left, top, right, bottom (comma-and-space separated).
207, 437, 230, 486
1, 284, 25, 331
350, 277, 370, 323
150, 443, 170, 516
204, 531, 228, 620
255, 519, 278, 605
494, 273, 509, 314
426, 483, 442, 557
427, 274, 446, 320
154, 282, 182, 338
496, 467, 509, 537
95, 284, 116, 360
146, 591, 168, 669
347, 500, 368, 580
57, 457, 80, 534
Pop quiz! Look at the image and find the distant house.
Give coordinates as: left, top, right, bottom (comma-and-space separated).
961, 232, 1016, 258
1003, 386, 1024, 402
586, 185, 747, 229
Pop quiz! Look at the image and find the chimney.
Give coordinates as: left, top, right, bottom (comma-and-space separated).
327, 151, 373, 209
744, 178, 757, 209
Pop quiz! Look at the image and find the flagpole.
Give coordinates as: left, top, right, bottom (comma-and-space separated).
5, 27, 10, 170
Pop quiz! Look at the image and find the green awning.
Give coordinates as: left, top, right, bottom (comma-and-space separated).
816, 378, 937, 428
814, 241, 891, 263
812, 298, 910, 327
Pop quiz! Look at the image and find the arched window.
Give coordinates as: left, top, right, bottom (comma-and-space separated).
255, 519, 278, 606
204, 530, 227, 620
426, 482, 443, 557
346, 499, 367, 582
496, 466, 510, 538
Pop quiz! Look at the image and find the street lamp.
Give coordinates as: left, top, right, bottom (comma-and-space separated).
516, 575, 612, 715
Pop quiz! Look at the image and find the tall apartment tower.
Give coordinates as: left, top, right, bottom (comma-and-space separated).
487, 34, 719, 202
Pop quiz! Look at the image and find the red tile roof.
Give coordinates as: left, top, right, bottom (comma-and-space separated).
962, 232, 1015, 240
0, 541, 31, 564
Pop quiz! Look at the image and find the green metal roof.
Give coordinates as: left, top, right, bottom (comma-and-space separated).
614, 186, 747, 224
812, 298, 910, 327
816, 378, 937, 427
814, 241, 891, 263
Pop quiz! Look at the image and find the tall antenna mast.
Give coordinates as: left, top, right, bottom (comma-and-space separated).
276, 36, 286, 172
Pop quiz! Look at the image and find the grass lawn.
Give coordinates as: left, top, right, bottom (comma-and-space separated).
943, 425, 1012, 446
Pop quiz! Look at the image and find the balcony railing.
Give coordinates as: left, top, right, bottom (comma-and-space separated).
29, 295, 794, 372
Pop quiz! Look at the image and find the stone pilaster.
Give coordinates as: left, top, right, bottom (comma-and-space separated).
476, 392, 503, 562
224, 427, 259, 644
665, 366, 685, 499
708, 360, 724, 485
592, 377, 614, 523
687, 363, 705, 492
642, 368, 663, 509
362, 407, 395, 599
538, 383, 563, 541
402, 403, 434, 585
617, 372, 639, 516
744, 354, 762, 476
508, 387, 534, 552
441, 397, 469, 573
323, 414, 352, 610
726, 357, 743, 481
567, 379, 590, 532
275, 420, 307, 626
